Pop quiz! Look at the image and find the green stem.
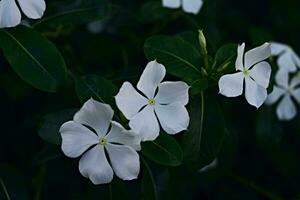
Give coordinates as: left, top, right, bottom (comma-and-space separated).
0, 177, 11, 200
109, 182, 113, 200
198, 92, 205, 152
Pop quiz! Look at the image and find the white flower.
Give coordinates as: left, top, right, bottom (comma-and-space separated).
162, 0, 203, 14
265, 72, 300, 120
115, 60, 190, 141
0, 0, 46, 28
218, 43, 272, 108
270, 42, 300, 73
60, 98, 141, 185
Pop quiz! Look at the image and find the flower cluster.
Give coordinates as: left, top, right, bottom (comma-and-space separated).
60, 60, 190, 184
162, 0, 203, 14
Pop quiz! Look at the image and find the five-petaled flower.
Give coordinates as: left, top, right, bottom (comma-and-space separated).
162, 0, 203, 14
115, 60, 190, 141
0, 0, 46, 28
266, 72, 300, 120
60, 99, 141, 185
218, 43, 272, 108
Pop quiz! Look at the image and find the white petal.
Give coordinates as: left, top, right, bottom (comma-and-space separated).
105, 144, 140, 181
17, 0, 46, 19
275, 69, 289, 89
162, 0, 180, 8
265, 86, 285, 105
270, 42, 288, 56
218, 72, 244, 97
292, 52, 300, 68
0, 0, 21, 28
74, 99, 113, 136
155, 81, 189, 105
291, 88, 300, 104
155, 103, 189, 135
115, 82, 148, 120
245, 43, 271, 69
276, 94, 297, 120
235, 43, 245, 71
248, 61, 271, 88
277, 52, 297, 72
137, 60, 166, 99
129, 106, 160, 141
290, 76, 300, 88
79, 145, 113, 185
106, 121, 141, 151
182, 0, 203, 14
60, 121, 98, 158
245, 76, 267, 108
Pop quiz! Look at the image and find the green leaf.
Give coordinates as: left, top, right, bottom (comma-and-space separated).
75, 75, 118, 104
142, 133, 183, 167
33, 0, 110, 27
38, 109, 76, 145
183, 93, 226, 170
0, 26, 67, 92
144, 35, 202, 83
213, 43, 237, 72
141, 158, 158, 200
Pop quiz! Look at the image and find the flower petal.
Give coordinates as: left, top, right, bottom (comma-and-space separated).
248, 61, 271, 88
277, 52, 297, 72
79, 145, 113, 185
115, 82, 148, 120
245, 76, 267, 108
182, 0, 203, 14
265, 86, 285, 105
218, 72, 244, 97
270, 42, 288, 56
0, 0, 21, 28
106, 143, 140, 181
276, 94, 297, 120
129, 106, 160, 141
155, 81, 189, 105
291, 88, 300, 104
137, 60, 166, 99
162, 0, 180, 8
60, 121, 98, 158
245, 43, 271, 69
275, 69, 289, 89
74, 99, 113, 136
290, 76, 300, 88
17, 0, 46, 19
235, 43, 245, 71
155, 103, 189, 135
106, 121, 141, 151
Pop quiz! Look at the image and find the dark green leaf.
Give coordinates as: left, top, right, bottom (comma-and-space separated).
33, 0, 110, 27
0, 26, 67, 92
141, 158, 158, 200
213, 43, 237, 72
142, 133, 183, 167
144, 35, 202, 83
183, 94, 226, 170
137, 2, 172, 24
75, 75, 118, 104
38, 109, 77, 145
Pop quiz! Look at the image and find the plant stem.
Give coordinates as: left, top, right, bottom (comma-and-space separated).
0, 177, 11, 200
198, 92, 205, 152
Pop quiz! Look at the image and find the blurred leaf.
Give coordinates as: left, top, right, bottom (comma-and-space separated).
38, 109, 77, 145
141, 158, 158, 200
33, 0, 110, 27
183, 94, 226, 170
0, 26, 67, 92
144, 35, 202, 83
137, 2, 172, 24
213, 43, 237, 72
142, 133, 183, 167
75, 75, 118, 104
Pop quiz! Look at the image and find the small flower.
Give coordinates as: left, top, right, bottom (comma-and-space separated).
218, 43, 272, 108
60, 98, 141, 185
0, 0, 46, 28
162, 0, 203, 14
270, 42, 300, 73
115, 60, 190, 141
265, 72, 300, 120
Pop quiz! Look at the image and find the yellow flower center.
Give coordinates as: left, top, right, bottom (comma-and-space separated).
287, 87, 293, 94
148, 98, 156, 106
99, 137, 107, 145
243, 68, 249, 76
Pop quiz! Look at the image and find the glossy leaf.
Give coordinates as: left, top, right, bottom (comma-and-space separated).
141, 158, 158, 200
0, 26, 67, 92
